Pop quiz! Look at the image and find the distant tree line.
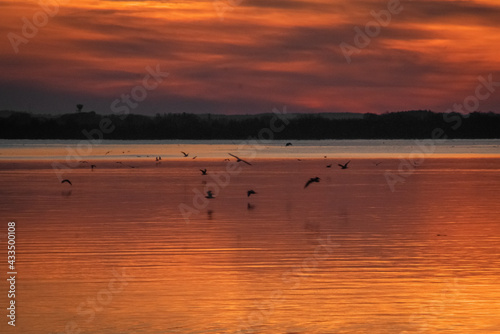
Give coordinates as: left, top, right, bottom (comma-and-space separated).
0, 110, 499, 139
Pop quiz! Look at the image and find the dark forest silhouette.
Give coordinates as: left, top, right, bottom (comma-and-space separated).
0, 110, 499, 139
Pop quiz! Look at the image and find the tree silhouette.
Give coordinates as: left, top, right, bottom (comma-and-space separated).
1, 110, 499, 139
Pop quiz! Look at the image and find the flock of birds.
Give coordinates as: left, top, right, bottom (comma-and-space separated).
61, 145, 384, 205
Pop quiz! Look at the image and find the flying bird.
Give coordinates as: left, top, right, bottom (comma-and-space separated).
192, 156, 197, 159
326, 164, 332, 168
116, 162, 136, 168
200, 169, 207, 175
91, 164, 96, 170
285, 142, 292, 146
228, 153, 252, 165
205, 190, 215, 199
338, 160, 351, 169
105, 151, 111, 155
181, 151, 189, 157
247, 190, 256, 197
304, 177, 320, 188
61, 179, 72, 186
373, 161, 382, 166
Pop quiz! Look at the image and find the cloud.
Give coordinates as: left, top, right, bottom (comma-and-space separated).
0, 0, 499, 114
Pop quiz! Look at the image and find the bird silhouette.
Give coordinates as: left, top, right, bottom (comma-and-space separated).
105, 151, 111, 155
192, 156, 197, 159
116, 162, 135, 168
181, 151, 189, 157
304, 177, 320, 188
228, 153, 252, 165
205, 190, 215, 199
91, 164, 96, 170
373, 161, 382, 166
338, 160, 351, 169
326, 164, 332, 168
247, 190, 256, 197
285, 142, 292, 146
61, 179, 72, 186
200, 169, 207, 175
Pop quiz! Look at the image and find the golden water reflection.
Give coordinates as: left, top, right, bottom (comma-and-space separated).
1, 156, 500, 333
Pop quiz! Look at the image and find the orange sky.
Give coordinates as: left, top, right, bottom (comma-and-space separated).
0, 0, 500, 115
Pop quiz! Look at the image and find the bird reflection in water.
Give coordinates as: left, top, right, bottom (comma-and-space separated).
61, 190, 72, 197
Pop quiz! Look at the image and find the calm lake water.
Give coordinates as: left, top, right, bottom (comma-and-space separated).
1, 140, 500, 333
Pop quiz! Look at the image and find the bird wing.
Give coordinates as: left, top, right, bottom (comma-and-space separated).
228, 153, 239, 159
240, 159, 252, 165
304, 179, 312, 188
338, 164, 344, 168
346, 160, 351, 166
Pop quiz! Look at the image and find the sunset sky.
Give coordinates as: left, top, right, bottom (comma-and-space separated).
1, 0, 500, 115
